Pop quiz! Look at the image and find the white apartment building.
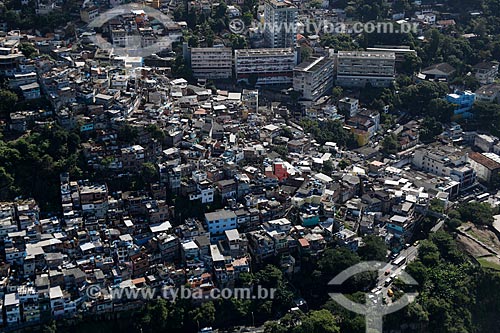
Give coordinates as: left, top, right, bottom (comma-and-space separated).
473, 62, 499, 85
9, 72, 37, 89
19, 82, 40, 100
111, 29, 127, 48
189, 183, 215, 203
0, 203, 16, 238
338, 97, 359, 117
235, 48, 297, 85
263, 0, 298, 48
80, 6, 99, 24
0, 217, 17, 238
50, 286, 76, 317
190, 47, 233, 80
189, 172, 215, 204
205, 209, 237, 235
475, 84, 500, 103
412, 146, 476, 191
5, 293, 20, 325
293, 56, 334, 101
336, 51, 396, 88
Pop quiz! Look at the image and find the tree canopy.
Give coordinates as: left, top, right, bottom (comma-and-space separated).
300, 119, 357, 148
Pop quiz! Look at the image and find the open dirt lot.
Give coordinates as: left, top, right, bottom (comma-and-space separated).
457, 223, 500, 270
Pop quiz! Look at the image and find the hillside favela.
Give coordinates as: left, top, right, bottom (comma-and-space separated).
0, 0, 500, 332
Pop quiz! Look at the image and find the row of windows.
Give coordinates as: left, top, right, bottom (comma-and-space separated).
212, 223, 237, 229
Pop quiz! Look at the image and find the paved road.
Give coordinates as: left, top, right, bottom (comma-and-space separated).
377, 244, 420, 286
367, 244, 420, 304
374, 218, 444, 293
431, 219, 445, 233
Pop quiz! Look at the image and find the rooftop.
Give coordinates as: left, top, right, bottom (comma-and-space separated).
205, 210, 237, 221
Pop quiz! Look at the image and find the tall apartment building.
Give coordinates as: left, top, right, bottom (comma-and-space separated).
336, 51, 396, 88
190, 47, 233, 80
235, 48, 297, 85
412, 145, 476, 193
79, 183, 109, 218
293, 56, 334, 101
263, 0, 298, 48
242, 89, 259, 113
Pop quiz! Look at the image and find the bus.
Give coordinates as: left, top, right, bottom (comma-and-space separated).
477, 193, 489, 202
392, 256, 407, 267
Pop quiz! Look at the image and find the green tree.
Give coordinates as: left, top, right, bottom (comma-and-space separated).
271, 145, 288, 159
214, 1, 228, 19
141, 162, 158, 184
471, 102, 500, 136
117, 124, 139, 144
322, 160, 334, 175
172, 55, 194, 81
398, 81, 449, 117
452, 74, 480, 91
188, 34, 200, 47
300, 119, 357, 148
264, 320, 288, 333
381, 133, 398, 155
255, 265, 284, 289
42, 321, 57, 333
229, 33, 247, 49
19, 42, 37, 58
0, 125, 84, 210
338, 159, 350, 170
389, 232, 480, 333
426, 29, 441, 60
393, 0, 410, 13
238, 272, 254, 287
358, 235, 387, 261
293, 309, 340, 333
331, 86, 343, 104
0, 166, 14, 198
400, 52, 422, 75
429, 198, 445, 214
317, 248, 361, 283
320, 34, 358, 50
405, 260, 428, 285
0, 89, 18, 117
190, 301, 216, 329
146, 124, 165, 141
457, 202, 495, 226
417, 239, 440, 267
301, 46, 312, 62
254, 264, 294, 314
242, 11, 253, 26
427, 98, 455, 123
173, 3, 187, 21
419, 117, 443, 143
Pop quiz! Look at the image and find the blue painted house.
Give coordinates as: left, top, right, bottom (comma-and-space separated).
447, 90, 476, 119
